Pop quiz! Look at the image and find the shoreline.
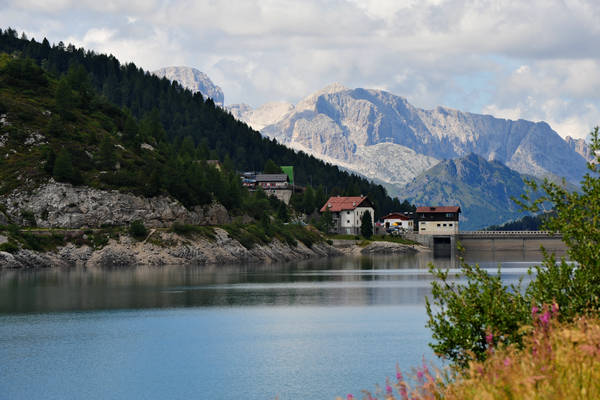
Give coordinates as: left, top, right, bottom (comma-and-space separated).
0, 229, 426, 269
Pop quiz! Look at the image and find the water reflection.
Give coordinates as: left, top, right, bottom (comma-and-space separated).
0, 252, 541, 314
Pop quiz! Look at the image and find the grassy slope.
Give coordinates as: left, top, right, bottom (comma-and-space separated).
0, 56, 161, 196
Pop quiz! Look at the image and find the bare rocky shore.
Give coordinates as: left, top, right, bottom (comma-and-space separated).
0, 228, 342, 268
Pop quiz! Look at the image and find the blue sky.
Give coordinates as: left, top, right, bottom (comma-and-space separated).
2, 0, 600, 139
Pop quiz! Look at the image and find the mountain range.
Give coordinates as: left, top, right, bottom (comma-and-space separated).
154, 66, 589, 228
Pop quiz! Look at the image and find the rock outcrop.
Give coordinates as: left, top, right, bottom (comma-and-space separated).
0, 181, 230, 228
565, 136, 594, 162
0, 228, 342, 268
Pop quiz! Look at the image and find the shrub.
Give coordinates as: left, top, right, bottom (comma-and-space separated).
0, 241, 18, 253
128, 220, 148, 239
426, 258, 529, 366
427, 127, 600, 366
20, 209, 36, 227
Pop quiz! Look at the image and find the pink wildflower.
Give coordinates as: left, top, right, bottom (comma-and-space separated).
540, 310, 551, 325
531, 305, 539, 317
399, 385, 408, 400
551, 302, 559, 315
347, 395, 353, 400
417, 369, 424, 382
503, 357, 511, 367
486, 332, 494, 345
396, 365, 403, 383
386, 384, 393, 394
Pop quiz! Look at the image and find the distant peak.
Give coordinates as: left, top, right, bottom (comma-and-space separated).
309, 83, 348, 97
152, 66, 224, 106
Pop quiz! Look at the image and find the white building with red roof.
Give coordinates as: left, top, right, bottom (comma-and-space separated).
416, 206, 461, 234
320, 195, 375, 235
382, 212, 414, 232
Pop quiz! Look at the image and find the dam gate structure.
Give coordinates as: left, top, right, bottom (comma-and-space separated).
403, 231, 567, 258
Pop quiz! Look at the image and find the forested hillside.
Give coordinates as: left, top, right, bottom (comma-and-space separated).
0, 28, 406, 218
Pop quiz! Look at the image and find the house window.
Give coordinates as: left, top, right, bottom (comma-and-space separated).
421, 228, 425, 230
437, 223, 441, 227
347, 220, 350, 224
449, 223, 453, 227
443, 224, 447, 227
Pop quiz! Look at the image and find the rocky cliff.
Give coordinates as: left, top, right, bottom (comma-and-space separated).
565, 136, 594, 162
153, 66, 224, 106
0, 181, 346, 268
0, 228, 342, 268
0, 181, 230, 228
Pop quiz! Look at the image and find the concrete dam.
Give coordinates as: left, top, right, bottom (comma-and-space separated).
405, 231, 568, 259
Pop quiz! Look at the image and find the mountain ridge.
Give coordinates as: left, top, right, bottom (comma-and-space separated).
235, 84, 587, 188
402, 153, 547, 230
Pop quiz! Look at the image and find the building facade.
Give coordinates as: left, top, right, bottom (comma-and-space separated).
416, 206, 461, 234
241, 173, 293, 204
320, 196, 375, 235
382, 212, 414, 233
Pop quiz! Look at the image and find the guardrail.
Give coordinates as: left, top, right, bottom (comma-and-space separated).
459, 230, 560, 236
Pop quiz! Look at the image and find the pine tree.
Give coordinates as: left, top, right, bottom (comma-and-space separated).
53, 148, 74, 182
263, 159, 282, 174
277, 202, 289, 222
302, 186, 316, 214
361, 210, 373, 239
98, 136, 116, 170
55, 76, 73, 120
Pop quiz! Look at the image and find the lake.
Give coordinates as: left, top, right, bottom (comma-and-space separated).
0, 253, 537, 400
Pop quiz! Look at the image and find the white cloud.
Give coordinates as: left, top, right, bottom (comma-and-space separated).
1, 0, 599, 138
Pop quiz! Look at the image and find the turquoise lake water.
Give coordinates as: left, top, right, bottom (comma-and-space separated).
0, 254, 535, 399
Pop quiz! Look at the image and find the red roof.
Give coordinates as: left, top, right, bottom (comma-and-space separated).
416, 206, 461, 214
320, 196, 372, 212
382, 213, 412, 221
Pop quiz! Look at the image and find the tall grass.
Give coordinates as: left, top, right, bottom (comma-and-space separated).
345, 306, 600, 400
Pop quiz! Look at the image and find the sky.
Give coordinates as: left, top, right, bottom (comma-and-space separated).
2, 0, 600, 139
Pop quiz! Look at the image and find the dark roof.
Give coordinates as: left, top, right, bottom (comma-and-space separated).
255, 174, 289, 182
416, 206, 461, 214
382, 213, 412, 221
320, 196, 373, 212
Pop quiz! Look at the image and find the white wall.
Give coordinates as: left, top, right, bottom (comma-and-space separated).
419, 220, 459, 234
338, 207, 374, 234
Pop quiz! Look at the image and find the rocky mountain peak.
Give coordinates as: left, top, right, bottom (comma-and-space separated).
152, 66, 224, 106
565, 135, 594, 162
257, 84, 587, 186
